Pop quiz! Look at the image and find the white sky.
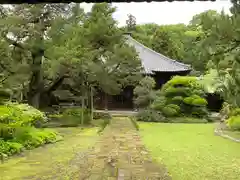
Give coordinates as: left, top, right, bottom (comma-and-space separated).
80, 0, 232, 26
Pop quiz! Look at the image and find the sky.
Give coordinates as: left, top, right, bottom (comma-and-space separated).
80, 0, 232, 26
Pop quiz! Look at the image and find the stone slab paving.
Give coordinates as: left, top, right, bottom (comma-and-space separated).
77, 117, 171, 180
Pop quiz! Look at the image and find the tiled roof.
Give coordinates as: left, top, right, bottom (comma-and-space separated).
125, 35, 191, 74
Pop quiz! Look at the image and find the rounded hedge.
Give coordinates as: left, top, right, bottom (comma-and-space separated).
171, 96, 183, 104
230, 108, 240, 117
192, 98, 208, 107
167, 104, 181, 112
227, 116, 240, 131
164, 87, 191, 97
162, 106, 179, 117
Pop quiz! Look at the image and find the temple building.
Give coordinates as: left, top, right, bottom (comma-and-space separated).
95, 35, 192, 110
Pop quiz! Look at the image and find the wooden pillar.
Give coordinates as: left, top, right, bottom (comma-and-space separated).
104, 92, 108, 110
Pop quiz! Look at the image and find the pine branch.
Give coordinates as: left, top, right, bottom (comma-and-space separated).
211, 40, 240, 56
2, 32, 26, 50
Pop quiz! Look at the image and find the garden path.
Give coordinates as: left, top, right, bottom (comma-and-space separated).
1, 118, 171, 180
74, 117, 171, 179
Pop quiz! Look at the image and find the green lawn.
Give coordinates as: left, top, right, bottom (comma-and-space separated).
139, 123, 240, 180
0, 127, 99, 180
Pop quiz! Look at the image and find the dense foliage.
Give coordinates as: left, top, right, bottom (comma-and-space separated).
136, 76, 209, 123
153, 76, 208, 118
0, 3, 141, 109
133, 76, 156, 109
0, 1, 239, 131
0, 103, 59, 158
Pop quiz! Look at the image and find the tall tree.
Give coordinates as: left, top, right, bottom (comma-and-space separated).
0, 4, 70, 108
126, 14, 136, 32
200, 0, 240, 106
151, 27, 181, 60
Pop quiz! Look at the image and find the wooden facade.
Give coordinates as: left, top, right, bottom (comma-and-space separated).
95, 70, 191, 110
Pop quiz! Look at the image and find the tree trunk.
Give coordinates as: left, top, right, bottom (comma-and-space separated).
90, 86, 93, 121
39, 76, 66, 108
28, 51, 44, 109
104, 92, 108, 110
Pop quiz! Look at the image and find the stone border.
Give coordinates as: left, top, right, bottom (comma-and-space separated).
214, 123, 240, 143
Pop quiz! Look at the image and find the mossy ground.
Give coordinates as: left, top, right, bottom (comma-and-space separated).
0, 127, 99, 180
0, 118, 171, 180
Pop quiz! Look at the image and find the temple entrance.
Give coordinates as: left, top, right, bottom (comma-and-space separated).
94, 86, 134, 110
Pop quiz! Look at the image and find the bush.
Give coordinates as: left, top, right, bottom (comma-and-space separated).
93, 111, 111, 120
227, 116, 240, 131
229, 108, 240, 117
136, 109, 166, 122
0, 123, 17, 140
130, 117, 139, 131
191, 98, 208, 107
0, 103, 47, 126
168, 117, 208, 123
171, 96, 184, 104
164, 87, 191, 97
150, 96, 166, 111
0, 140, 23, 156
133, 76, 156, 108
167, 104, 181, 112
192, 107, 208, 117
162, 106, 179, 117
0, 89, 12, 104
62, 108, 91, 125
157, 76, 208, 119
162, 76, 197, 90
13, 127, 59, 149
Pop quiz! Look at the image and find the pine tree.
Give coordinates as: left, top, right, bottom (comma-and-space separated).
126, 14, 136, 32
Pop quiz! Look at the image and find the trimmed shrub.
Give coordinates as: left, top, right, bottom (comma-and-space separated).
150, 96, 166, 111
191, 107, 208, 118
0, 123, 17, 140
0, 103, 47, 126
162, 76, 197, 90
229, 108, 240, 117
169, 117, 208, 123
134, 77, 156, 108
0, 140, 23, 156
162, 106, 179, 117
167, 104, 181, 112
46, 109, 91, 127
227, 116, 240, 131
136, 109, 166, 122
151, 76, 208, 119
183, 96, 194, 105
192, 98, 208, 107
93, 111, 111, 120
13, 127, 59, 149
62, 108, 91, 125
171, 96, 184, 105
164, 87, 191, 97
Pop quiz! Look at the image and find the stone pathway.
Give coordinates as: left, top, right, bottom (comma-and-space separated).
76, 117, 171, 180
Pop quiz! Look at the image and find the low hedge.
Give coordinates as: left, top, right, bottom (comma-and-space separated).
227, 116, 240, 131
136, 109, 166, 122
93, 111, 111, 120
